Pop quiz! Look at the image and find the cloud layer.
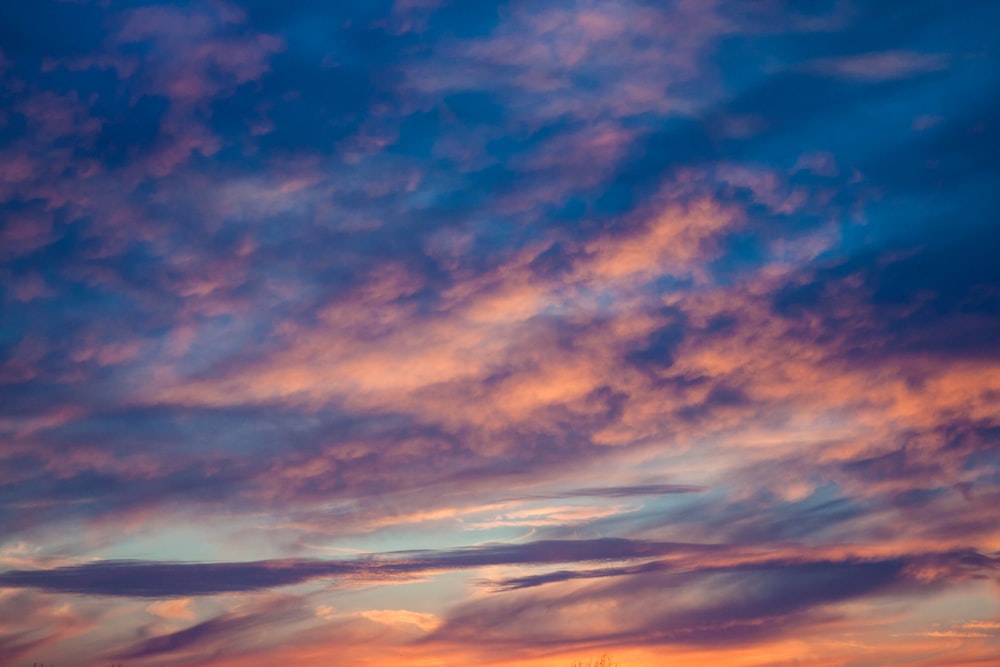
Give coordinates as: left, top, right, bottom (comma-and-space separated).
2, 0, 999, 665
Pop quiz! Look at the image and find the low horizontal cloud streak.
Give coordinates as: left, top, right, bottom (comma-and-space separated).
433, 551, 999, 648
0, 538, 713, 597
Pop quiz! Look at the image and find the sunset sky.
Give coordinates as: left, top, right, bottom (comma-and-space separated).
2, 1, 999, 666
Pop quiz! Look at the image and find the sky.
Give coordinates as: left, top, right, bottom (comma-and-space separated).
1, 1, 999, 665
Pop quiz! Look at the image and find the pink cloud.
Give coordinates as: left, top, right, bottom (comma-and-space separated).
106, 2, 284, 176
404, 0, 733, 123
808, 51, 949, 81
15, 91, 101, 141
0, 208, 58, 260
792, 151, 839, 177
8, 272, 54, 302
116, 3, 283, 102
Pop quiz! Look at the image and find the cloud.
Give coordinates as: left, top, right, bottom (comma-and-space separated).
436, 551, 999, 648
359, 608, 442, 632
114, 595, 305, 660
539, 484, 704, 499
0, 589, 105, 664
146, 598, 197, 621
1, 0, 999, 664
0, 558, 363, 597
0, 538, 711, 597
403, 0, 734, 122
807, 51, 949, 82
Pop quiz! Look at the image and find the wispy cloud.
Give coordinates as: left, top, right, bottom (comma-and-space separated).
0, 538, 715, 597
807, 51, 949, 81
1, 0, 999, 665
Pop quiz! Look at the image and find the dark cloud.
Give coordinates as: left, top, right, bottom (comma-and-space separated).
544, 484, 704, 499
114, 596, 307, 660
771, 231, 1000, 363
0, 538, 712, 597
0, 559, 349, 597
116, 613, 258, 660
438, 551, 999, 647
443, 564, 835, 645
